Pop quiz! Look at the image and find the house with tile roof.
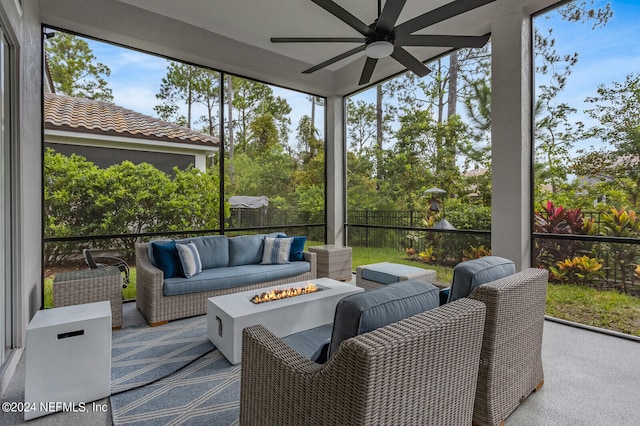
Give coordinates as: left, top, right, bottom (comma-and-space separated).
44, 92, 219, 174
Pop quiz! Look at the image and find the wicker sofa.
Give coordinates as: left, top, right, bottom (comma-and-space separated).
135, 235, 316, 326
240, 297, 487, 426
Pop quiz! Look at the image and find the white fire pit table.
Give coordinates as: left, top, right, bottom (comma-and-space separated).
207, 277, 363, 364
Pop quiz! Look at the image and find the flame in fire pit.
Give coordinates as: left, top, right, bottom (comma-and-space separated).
250, 282, 321, 304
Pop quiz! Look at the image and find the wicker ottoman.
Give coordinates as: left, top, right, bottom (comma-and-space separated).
356, 262, 438, 290
308, 245, 352, 281
53, 267, 123, 329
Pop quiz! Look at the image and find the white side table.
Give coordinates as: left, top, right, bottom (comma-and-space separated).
24, 301, 111, 420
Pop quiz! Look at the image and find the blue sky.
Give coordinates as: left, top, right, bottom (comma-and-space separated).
534, 0, 640, 148
86, 40, 323, 144
81, 0, 636, 151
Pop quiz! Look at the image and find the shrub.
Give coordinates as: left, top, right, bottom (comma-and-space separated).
549, 255, 604, 285
534, 201, 595, 268
463, 245, 491, 261
601, 207, 640, 293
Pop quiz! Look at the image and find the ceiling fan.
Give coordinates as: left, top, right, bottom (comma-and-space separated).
271, 0, 494, 85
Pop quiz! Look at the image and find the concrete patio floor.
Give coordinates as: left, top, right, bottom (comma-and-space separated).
2, 295, 639, 425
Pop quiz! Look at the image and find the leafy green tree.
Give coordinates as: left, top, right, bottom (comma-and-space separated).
532, 1, 611, 197
346, 99, 377, 155
154, 62, 220, 131
462, 79, 492, 169
230, 77, 291, 152
296, 115, 323, 167
573, 73, 640, 207
229, 150, 295, 201
249, 113, 280, 155
45, 32, 113, 101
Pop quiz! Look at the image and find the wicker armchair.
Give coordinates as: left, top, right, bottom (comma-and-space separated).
240, 298, 487, 426
468, 268, 549, 426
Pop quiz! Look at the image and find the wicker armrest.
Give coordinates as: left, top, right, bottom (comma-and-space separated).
135, 243, 165, 323
240, 298, 487, 426
302, 251, 317, 278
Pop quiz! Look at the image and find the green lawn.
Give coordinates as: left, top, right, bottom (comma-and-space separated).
546, 283, 640, 337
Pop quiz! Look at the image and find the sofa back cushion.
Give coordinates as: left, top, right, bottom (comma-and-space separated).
191, 236, 229, 269
328, 280, 440, 359
228, 235, 265, 266
448, 256, 516, 303
151, 240, 181, 278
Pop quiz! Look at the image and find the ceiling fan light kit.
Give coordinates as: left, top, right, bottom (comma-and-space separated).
365, 40, 394, 59
271, 0, 495, 85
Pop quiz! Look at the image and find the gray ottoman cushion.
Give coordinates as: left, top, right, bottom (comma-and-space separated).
448, 256, 516, 303
361, 262, 432, 285
328, 280, 440, 359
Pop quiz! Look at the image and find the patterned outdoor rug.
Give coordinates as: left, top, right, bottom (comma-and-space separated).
110, 316, 241, 425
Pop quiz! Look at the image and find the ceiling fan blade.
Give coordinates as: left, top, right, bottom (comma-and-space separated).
271, 37, 365, 43
396, 34, 490, 48
359, 57, 378, 85
311, 0, 374, 37
303, 45, 366, 74
375, 0, 407, 34
396, 0, 495, 35
391, 47, 431, 78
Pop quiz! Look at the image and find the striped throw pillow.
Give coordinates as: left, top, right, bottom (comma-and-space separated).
176, 242, 203, 278
261, 237, 292, 265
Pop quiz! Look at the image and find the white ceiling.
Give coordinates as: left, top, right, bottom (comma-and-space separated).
118, 0, 492, 72
40, 0, 559, 96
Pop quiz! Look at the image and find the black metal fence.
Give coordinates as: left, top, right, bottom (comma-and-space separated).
227, 208, 325, 241
348, 210, 424, 228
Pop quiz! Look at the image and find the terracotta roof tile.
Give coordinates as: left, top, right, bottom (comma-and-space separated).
44, 93, 219, 147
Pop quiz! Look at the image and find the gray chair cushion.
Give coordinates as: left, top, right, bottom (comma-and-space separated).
228, 235, 265, 266
448, 256, 516, 303
282, 324, 333, 360
328, 280, 440, 359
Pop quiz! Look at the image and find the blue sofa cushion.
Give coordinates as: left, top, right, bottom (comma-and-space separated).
261, 237, 292, 265
361, 262, 429, 285
278, 235, 307, 261
448, 256, 516, 303
147, 239, 171, 267
228, 235, 265, 266
327, 280, 440, 359
163, 261, 311, 296
151, 240, 181, 279
191, 235, 229, 269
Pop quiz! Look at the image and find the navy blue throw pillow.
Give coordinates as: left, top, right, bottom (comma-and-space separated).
151, 240, 180, 278
278, 235, 306, 261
